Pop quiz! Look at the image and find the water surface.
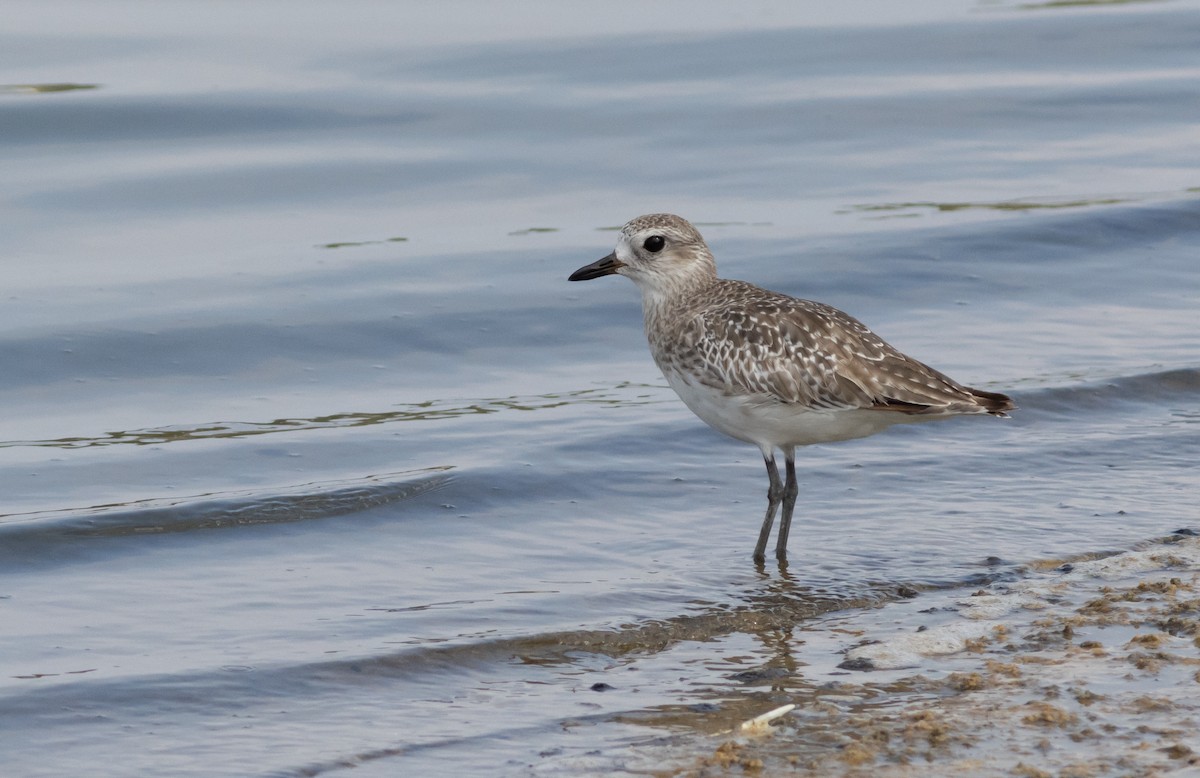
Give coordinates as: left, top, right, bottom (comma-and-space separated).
2, 1, 1199, 775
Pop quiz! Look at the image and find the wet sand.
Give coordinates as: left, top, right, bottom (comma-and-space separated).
590, 533, 1200, 777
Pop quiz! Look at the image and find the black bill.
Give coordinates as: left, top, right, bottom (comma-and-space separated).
568, 252, 625, 281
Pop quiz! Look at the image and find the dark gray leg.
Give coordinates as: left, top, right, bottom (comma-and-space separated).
753, 453, 784, 563
775, 447, 798, 560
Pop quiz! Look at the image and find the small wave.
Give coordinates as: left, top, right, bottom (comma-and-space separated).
0, 467, 453, 544
0, 577, 897, 711
1009, 366, 1200, 413
0, 384, 667, 451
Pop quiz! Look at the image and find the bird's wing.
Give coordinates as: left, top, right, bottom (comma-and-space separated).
684, 294, 989, 414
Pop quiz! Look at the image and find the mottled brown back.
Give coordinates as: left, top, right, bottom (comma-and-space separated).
649, 279, 1014, 417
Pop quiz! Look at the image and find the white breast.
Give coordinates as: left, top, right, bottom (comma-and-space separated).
661, 368, 918, 451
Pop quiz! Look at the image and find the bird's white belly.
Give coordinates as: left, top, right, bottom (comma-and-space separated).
663, 370, 915, 450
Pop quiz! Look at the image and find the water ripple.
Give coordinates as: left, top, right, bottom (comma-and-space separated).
0, 467, 453, 535
0, 384, 668, 451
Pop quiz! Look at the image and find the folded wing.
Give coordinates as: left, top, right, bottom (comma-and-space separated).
683, 284, 1013, 417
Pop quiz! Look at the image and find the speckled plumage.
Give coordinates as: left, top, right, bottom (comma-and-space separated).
569, 214, 1014, 563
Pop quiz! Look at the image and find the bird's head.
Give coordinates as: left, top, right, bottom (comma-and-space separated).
569, 214, 717, 301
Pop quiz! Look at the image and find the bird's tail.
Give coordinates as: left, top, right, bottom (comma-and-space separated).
966, 387, 1016, 417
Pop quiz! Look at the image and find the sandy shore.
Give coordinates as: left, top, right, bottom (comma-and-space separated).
511, 530, 1195, 778
666, 532, 1200, 777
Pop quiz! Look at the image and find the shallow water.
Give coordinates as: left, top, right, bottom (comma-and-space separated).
2, 1, 1199, 775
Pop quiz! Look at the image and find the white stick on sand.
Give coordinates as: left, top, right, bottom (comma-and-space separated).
738, 704, 796, 735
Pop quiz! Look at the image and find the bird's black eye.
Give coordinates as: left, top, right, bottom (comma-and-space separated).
643, 235, 665, 253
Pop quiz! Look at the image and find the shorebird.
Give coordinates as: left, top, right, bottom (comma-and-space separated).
569, 214, 1014, 563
